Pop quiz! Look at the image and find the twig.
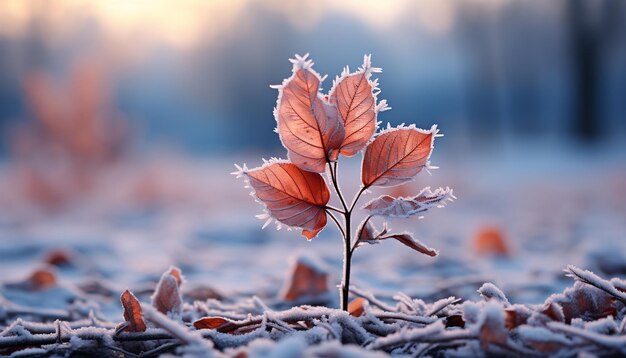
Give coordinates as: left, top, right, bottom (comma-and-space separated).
565, 265, 626, 304
325, 209, 346, 238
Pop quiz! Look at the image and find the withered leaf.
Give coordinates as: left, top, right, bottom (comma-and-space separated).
274, 54, 344, 173
28, 268, 57, 290
120, 289, 146, 332
282, 259, 328, 301
473, 226, 510, 257
381, 232, 438, 257
236, 161, 330, 240
362, 187, 454, 219
361, 126, 437, 188
348, 298, 367, 317
193, 317, 239, 333
151, 270, 182, 315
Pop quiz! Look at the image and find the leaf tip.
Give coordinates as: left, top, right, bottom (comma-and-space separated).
231, 163, 248, 178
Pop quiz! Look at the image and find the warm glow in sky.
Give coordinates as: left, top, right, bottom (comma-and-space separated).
0, 0, 484, 47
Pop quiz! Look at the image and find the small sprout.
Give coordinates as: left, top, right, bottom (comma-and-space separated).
233, 54, 454, 311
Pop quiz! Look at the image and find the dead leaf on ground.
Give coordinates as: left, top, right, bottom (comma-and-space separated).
120, 289, 146, 332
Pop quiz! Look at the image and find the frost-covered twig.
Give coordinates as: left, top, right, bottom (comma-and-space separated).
141, 304, 210, 348
565, 265, 626, 304
349, 286, 398, 312
373, 312, 437, 325
368, 321, 476, 350
548, 321, 626, 353
426, 297, 461, 317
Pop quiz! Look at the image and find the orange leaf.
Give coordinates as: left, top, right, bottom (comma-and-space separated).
273, 54, 344, 173
282, 257, 328, 301
28, 268, 57, 290
362, 187, 454, 219
151, 269, 182, 315
472, 226, 510, 257
167, 266, 183, 286
329, 55, 386, 156
361, 125, 437, 188
348, 298, 367, 317
234, 161, 330, 240
120, 289, 146, 332
43, 249, 73, 267
193, 317, 238, 333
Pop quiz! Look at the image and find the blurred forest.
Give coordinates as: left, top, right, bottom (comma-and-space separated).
1, 0, 625, 159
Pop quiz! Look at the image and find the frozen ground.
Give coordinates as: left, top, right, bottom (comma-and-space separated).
0, 147, 625, 356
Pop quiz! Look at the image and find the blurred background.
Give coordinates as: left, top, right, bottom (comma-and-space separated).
0, 0, 625, 310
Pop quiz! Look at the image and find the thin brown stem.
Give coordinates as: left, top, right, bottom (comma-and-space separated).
341, 213, 352, 311
325, 209, 345, 238
348, 186, 367, 213
325, 205, 343, 214
328, 161, 348, 212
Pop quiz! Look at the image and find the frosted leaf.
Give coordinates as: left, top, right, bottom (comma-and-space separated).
478, 282, 510, 306
151, 267, 183, 316
361, 125, 439, 188
362, 186, 454, 218
329, 55, 383, 156
119, 289, 146, 332
273, 54, 344, 173
235, 160, 330, 240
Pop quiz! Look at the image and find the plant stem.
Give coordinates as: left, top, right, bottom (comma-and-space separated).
325, 209, 345, 238
326, 161, 367, 311
341, 212, 352, 311
329, 161, 348, 212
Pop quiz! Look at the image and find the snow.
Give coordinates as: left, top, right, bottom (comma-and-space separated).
477, 282, 510, 306
1, 150, 625, 356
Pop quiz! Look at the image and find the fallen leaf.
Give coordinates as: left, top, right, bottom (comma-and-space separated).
43, 249, 73, 267
167, 267, 183, 286
541, 302, 565, 323
151, 269, 183, 315
274, 54, 344, 173
28, 268, 57, 290
472, 226, 509, 257
348, 298, 367, 317
361, 125, 437, 188
193, 317, 239, 333
120, 289, 146, 332
236, 161, 330, 240
504, 307, 530, 330
282, 258, 328, 301
445, 314, 465, 328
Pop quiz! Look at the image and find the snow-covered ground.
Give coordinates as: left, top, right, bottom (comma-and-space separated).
0, 147, 625, 356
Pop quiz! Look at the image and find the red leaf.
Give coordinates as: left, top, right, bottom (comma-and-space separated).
167, 266, 183, 286
234, 161, 330, 240
43, 249, 74, 267
193, 317, 238, 333
281, 257, 328, 301
151, 268, 183, 315
28, 268, 57, 290
361, 125, 438, 188
273, 54, 344, 173
472, 226, 510, 257
381, 232, 439, 257
348, 298, 367, 317
329, 55, 384, 156
362, 187, 454, 219
120, 289, 146, 332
